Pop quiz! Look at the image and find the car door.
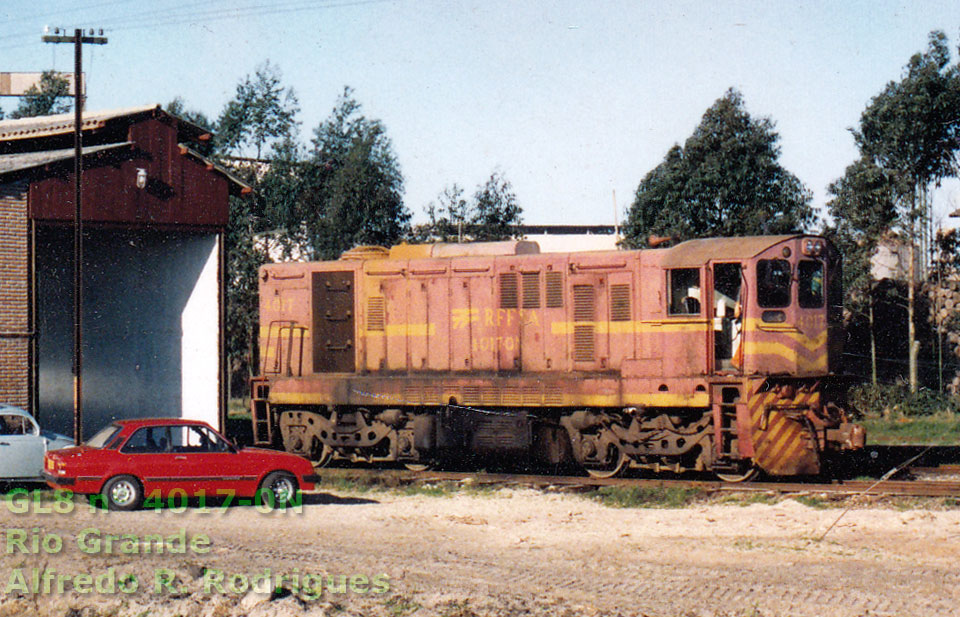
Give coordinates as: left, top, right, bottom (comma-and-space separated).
119, 426, 195, 498
188, 426, 253, 499
0, 413, 44, 479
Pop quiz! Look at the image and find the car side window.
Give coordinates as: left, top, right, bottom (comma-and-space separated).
196, 426, 232, 452
0, 414, 29, 435
120, 427, 171, 454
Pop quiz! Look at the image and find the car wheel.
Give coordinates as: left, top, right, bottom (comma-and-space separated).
102, 475, 143, 511
259, 471, 299, 507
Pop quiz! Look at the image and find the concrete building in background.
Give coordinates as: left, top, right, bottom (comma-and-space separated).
519, 225, 619, 253
0, 105, 248, 437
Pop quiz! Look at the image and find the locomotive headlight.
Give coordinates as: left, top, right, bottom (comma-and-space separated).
802, 239, 824, 256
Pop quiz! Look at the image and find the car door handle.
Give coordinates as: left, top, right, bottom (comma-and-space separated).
174, 456, 187, 460
0, 442, 9, 446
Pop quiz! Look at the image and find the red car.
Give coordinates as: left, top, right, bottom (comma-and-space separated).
44, 418, 319, 510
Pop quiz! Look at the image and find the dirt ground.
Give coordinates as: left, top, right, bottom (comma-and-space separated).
0, 485, 958, 617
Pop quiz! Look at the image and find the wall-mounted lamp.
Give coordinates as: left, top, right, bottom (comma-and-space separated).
136, 168, 147, 190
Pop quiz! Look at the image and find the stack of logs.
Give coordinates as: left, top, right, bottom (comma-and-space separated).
928, 279, 960, 394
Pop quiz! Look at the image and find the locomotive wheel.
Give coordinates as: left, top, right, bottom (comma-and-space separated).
715, 463, 758, 483
584, 444, 627, 479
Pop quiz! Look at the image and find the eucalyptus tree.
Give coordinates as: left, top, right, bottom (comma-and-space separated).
852, 30, 960, 391
623, 89, 814, 247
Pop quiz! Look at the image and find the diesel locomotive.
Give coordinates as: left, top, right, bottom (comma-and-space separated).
250, 235, 865, 481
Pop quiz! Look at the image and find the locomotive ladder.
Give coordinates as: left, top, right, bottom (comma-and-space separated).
713, 385, 745, 460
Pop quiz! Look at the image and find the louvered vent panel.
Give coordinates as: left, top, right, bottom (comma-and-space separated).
502, 387, 522, 406
367, 297, 385, 331
423, 387, 440, 405
482, 387, 500, 405
522, 386, 540, 405
500, 273, 518, 309
463, 386, 481, 405
521, 272, 540, 308
545, 272, 563, 308
403, 384, 422, 405
574, 325, 595, 362
573, 285, 594, 321
545, 386, 562, 405
610, 284, 631, 322
573, 284, 595, 362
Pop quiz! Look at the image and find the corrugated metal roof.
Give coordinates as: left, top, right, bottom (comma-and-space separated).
0, 142, 133, 175
0, 105, 161, 140
658, 235, 801, 267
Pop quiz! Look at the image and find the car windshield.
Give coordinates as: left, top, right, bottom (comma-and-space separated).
85, 424, 122, 448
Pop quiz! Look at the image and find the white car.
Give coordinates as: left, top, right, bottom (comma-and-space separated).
0, 404, 74, 481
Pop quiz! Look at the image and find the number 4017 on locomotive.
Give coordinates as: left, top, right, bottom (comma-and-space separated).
250, 234, 865, 481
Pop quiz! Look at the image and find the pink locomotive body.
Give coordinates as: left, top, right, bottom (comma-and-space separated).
252, 235, 863, 479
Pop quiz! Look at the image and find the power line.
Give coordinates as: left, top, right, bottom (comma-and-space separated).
0, 0, 393, 53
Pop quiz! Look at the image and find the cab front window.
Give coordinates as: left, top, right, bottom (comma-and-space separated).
798, 260, 824, 308
756, 259, 791, 308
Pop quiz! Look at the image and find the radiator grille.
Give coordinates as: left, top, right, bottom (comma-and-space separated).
573, 285, 594, 321
499, 273, 518, 309
545, 272, 563, 308
521, 272, 540, 309
610, 284, 631, 321
573, 284, 595, 362
367, 297, 385, 331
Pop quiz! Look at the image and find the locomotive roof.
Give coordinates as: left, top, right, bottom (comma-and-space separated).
657, 235, 806, 268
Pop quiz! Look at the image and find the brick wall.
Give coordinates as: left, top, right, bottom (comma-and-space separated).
0, 181, 30, 409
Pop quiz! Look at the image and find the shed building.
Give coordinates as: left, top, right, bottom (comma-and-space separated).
0, 105, 248, 437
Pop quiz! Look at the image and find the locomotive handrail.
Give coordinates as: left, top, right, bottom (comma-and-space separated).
262, 320, 306, 376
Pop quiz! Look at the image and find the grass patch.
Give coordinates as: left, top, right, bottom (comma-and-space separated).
589, 485, 704, 509
861, 413, 960, 445
402, 483, 453, 497
713, 491, 780, 507
792, 495, 830, 509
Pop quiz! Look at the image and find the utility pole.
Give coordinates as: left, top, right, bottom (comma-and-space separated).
42, 28, 107, 445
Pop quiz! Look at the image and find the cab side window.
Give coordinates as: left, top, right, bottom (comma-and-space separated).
669, 269, 701, 315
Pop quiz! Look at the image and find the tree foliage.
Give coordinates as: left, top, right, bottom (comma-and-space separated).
623, 89, 815, 247
301, 87, 410, 259
11, 71, 72, 119
829, 30, 960, 391
825, 156, 899, 310
419, 171, 523, 242
854, 31, 960, 197
216, 61, 299, 159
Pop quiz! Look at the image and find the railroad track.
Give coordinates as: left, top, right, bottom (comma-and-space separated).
312, 466, 960, 498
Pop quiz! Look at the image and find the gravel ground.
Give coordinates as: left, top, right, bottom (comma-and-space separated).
0, 486, 958, 617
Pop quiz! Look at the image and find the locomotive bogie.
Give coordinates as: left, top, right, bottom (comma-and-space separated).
252, 236, 865, 479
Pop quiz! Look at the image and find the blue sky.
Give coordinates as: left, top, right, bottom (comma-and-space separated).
2, 0, 959, 228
